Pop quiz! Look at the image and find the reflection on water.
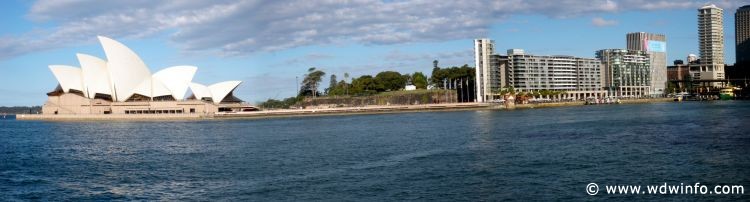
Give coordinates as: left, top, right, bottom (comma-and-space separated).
1, 101, 749, 200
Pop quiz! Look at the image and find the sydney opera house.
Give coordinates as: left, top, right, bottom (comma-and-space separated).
42, 36, 256, 116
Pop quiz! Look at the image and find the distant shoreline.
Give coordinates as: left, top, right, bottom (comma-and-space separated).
13, 98, 681, 121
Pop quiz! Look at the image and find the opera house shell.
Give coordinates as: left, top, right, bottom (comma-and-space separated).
42, 36, 256, 116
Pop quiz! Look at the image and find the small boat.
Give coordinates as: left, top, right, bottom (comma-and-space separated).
720, 88, 734, 100
585, 97, 597, 105
674, 92, 689, 102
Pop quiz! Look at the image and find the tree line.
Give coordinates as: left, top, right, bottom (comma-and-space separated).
259, 60, 476, 109
0, 106, 42, 114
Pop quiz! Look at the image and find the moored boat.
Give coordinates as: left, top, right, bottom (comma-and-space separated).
720, 88, 734, 100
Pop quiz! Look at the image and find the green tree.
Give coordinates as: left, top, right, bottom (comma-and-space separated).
430, 67, 447, 86
430, 64, 474, 88
374, 71, 406, 91
327, 74, 337, 95
326, 80, 348, 96
344, 72, 350, 95
666, 81, 677, 94
300, 67, 325, 97
496, 86, 516, 96
402, 73, 411, 86
412, 72, 428, 89
0, 106, 42, 114
259, 96, 302, 109
329, 74, 337, 90
538, 89, 551, 98
351, 75, 376, 95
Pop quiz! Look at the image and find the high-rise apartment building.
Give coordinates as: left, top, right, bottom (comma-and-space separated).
737, 5, 750, 65
694, 4, 725, 81
596, 49, 652, 97
506, 49, 605, 99
627, 32, 667, 95
473, 39, 505, 102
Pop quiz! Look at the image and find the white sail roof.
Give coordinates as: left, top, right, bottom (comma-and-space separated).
47, 36, 245, 104
208, 81, 242, 104
153, 66, 197, 100
98, 36, 152, 101
189, 83, 212, 100
133, 77, 171, 98
49, 65, 83, 93
77, 54, 111, 98
190, 81, 242, 104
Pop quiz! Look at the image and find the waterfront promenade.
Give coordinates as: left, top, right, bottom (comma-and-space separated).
16, 113, 202, 121
15, 103, 489, 121
215, 102, 491, 118
15, 98, 676, 121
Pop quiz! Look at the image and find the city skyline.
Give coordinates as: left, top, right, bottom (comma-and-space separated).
1, 0, 749, 106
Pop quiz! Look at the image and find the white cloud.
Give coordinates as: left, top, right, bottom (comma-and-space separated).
591, 17, 619, 27
383, 49, 472, 62
0, 0, 748, 60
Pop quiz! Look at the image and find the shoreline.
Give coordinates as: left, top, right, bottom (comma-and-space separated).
14, 98, 678, 121
15, 113, 203, 121
213, 103, 492, 120
510, 97, 675, 109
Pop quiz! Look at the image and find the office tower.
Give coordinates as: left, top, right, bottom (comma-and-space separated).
737, 5, 750, 65
694, 4, 725, 81
627, 32, 667, 95
506, 49, 605, 100
596, 49, 651, 97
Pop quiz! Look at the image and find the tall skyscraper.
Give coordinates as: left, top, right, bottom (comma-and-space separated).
627, 32, 667, 95
473, 39, 504, 102
737, 5, 750, 65
694, 4, 725, 81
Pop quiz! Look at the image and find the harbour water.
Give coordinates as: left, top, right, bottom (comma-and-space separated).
1, 102, 749, 200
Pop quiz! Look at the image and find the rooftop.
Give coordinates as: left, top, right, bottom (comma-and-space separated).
700, 4, 722, 10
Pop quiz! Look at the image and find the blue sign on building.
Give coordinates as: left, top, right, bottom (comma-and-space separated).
647, 40, 666, 52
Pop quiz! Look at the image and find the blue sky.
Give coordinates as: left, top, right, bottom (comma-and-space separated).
0, 0, 748, 106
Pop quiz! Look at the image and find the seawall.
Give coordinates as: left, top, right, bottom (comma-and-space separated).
215, 103, 490, 119
513, 101, 585, 109
14, 98, 677, 121
16, 113, 203, 121
619, 97, 673, 104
